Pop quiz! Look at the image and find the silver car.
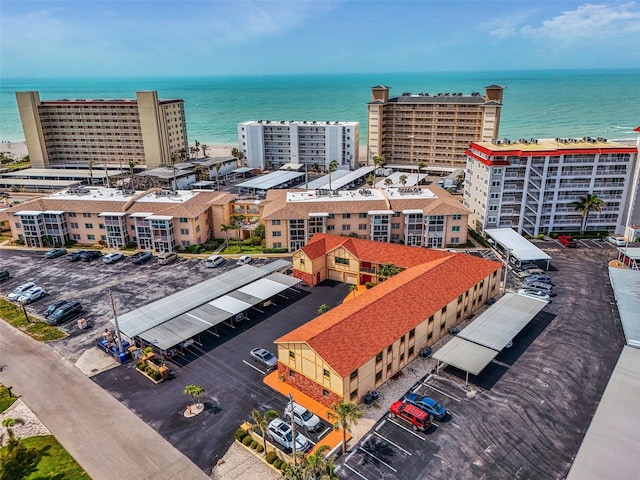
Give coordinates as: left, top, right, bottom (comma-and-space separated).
8, 282, 36, 301
250, 348, 278, 370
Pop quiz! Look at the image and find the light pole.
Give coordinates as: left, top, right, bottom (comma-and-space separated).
288, 393, 297, 464
502, 248, 512, 295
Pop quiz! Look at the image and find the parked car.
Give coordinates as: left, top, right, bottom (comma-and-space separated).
520, 264, 542, 271
284, 402, 322, 432
404, 393, 447, 420
557, 235, 577, 248
157, 252, 178, 265
8, 282, 36, 301
67, 251, 85, 262
81, 250, 102, 262
237, 255, 253, 265
45, 300, 82, 325
44, 248, 67, 259
517, 289, 550, 301
517, 267, 546, 277
605, 235, 627, 247
250, 348, 278, 370
522, 281, 553, 293
131, 251, 153, 265
18, 286, 46, 304
103, 253, 125, 264
0, 270, 10, 282
267, 418, 312, 452
204, 255, 225, 268
522, 278, 553, 289
44, 300, 67, 318
389, 401, 432, 431
523, 274, 552, 284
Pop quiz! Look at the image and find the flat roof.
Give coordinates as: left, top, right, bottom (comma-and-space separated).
237, 171, 305, 190
232, 167, 253, 173
328, 167, 375, 190
608, 267, 640, 348
1, 168, 110, 178
305, 170, 351, 190
375, 172, 421, 188
0, 179, 80, 187
432, 336, 499, 375
286, 187, 384, 203
566, 346, 640, 480
458, 292, 548, 350
485, 228, 552, 262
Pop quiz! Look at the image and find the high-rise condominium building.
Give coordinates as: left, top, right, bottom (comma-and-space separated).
238, 120, 359, 171
464, 136, 639, 237
16, 91, 188, 169
367, 84, 504, 171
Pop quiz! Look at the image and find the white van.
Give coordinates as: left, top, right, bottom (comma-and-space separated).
158, 252, 179, 265
205, 255, 225, 268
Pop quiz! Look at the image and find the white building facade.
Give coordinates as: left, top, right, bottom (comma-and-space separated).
237, 121, 359, 171
464, 137, 639, 238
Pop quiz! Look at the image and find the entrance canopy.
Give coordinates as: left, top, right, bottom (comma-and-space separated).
485, 228, 551, 268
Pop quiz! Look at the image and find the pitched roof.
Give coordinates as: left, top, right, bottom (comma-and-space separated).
276, 251, 502, 377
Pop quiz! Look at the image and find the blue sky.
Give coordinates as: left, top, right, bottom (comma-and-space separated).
2, 1, 639, 77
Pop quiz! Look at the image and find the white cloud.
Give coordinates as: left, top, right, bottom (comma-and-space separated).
521, 2, 640, 40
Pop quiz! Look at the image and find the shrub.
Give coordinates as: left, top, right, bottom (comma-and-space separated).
150, 370, 161, 381
365, 282, 376, 289
250, 440, 258, 449
264, 247, 289, 254
266, 452, 277, 464
242, 435, 253, 446
256, 444, 264, 453
186, 244, 202, 254
272, 459, 282, 469
135, 361, 145, 370
14, 238, 25, 245
536, 234, 545, 240
235, 429, 247, 442
279, 461, 288, 471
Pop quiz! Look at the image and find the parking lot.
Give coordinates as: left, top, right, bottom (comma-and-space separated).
337, 240, 625, 480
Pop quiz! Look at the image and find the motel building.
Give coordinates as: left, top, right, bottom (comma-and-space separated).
274, 234, 502, 407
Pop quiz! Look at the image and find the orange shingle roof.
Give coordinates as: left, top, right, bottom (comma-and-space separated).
277, 242, 502, 377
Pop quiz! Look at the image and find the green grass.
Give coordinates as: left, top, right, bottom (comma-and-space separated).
219, 245, 265, 255
0, 384, 17, 413
0, 300, 66, 342
0, 435, 90, 479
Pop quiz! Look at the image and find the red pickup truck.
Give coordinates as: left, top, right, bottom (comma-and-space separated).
558, 235, 577, 247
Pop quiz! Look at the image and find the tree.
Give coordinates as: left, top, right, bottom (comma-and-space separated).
399, 174, 408, 186
365, 174, 375, 187
417, 161, 426, 184
328, 160, 339, 191
384, 178, 393, 188
128, 160, 136, 190
317, 304, 329, 315
303, 444, 337, 480
183, 384, 205, 408
88, 159, 94, 185
328, 400, 363, 454
231, 147, 245, 167
201, 144, 209, 158
379, 263, 401, 281
0, 417, 38, 479
215, 162, 222, 191
251, 408, 279, 454
220, 223, 232, 247
195, 140, 200, 158
230, 214, 246, 251
254, 223, 265, 240
572, 193, 605, 235
349, 284, 358, 298
373, 155, 385, 186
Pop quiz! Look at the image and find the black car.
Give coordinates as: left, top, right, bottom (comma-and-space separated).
67, 251, 85, 262
44, 300, 67, 318
131, 251, 153, 265
81, 251, 102, 262
44, 248, 67, 259
45, 300, 82, 325
0, 270, 10, 282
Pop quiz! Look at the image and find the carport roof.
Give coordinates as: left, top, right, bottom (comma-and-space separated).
485, 228, 551, 262
608, 266, 640, 347
566, 346, 640, 480
458, 292, 548, 351
432, 337, 498, 375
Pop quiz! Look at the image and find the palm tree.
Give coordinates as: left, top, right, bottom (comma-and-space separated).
384, 178, 393, 188
201, 143, 209, 158
379, 263, 401, 281
373, 155, 385, 187
215, 162, 222, 191
328, 400, 363, 454
230, 214, 246, 251
231, 147, 245, 167
572, 193, 606, 235
417, 161, 426, 184
88, 159, 94, 185
399, 174, 408, 186
317, 304, 329, 315
1, 417, 37, 479
195, 140, 200, 158
183, 384, 205, 408
220, 223, 232, 247
303, 444, 334, 479
349, 284, 358, 298
2, 417, 24, 440
328, 160, 339, 191
366, 174, 375, 188
128, 160, 136, 190
251, 408, 279, 454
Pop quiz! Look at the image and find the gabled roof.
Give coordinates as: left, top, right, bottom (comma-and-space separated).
276, 251, 502, 377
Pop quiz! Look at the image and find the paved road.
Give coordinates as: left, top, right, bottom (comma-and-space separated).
0, 320, 209, 480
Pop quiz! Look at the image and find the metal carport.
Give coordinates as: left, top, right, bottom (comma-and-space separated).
608, 266, 640, 347
432, 337, 499, 384
485, 228, 551, 270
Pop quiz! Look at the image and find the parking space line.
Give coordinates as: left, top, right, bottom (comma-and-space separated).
423, 383, 461, 402
387, 418, 426, 440
590, 239, 604, 248
578, 239, 591, 248
358, 447, 397, 472
318, 426, 330, 437
373, 431, 412, 456
242, 360, 266, 375
342, 463, 369, 480
374, 419, 387, 431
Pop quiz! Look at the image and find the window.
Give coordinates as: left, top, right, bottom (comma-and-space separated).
392, 223, 400, 229
322, 389, 329, 397
457, 311, 462, 319
87, 235, 95, 240
409, 328, 415, 339
85, 223, 93, 229
441, 306, 447, 314
179, 218, 188, 223
492, 180, 501, 187
375, 371, 382, 382
441, 322, 446, 330
83, 213, 91, 218
328, 214, 335, 219
289, 370, 296, 378
180, 228, 189, 235
350, 389, 358, 401
68, 212, 77, 217
458, 295, 463, 303
342, 225, 351, 231
14, 222, 21, 229
452, 226, 460, 232
196, 225, 200, 233
408, 346, 414, 356
342, 213, 351, 219
299, 258, 305, 265
327, 225, 335, 231
359, 213, 367, 218
400, 335, 405, 344
273, 231, 282, 237
350, 370, 358, 380
323, 369, 330, 378
452, 214, 462, 220
451, 237, 460, 244
359, 224, 367, 230
375, 352, 383, 363
428, 332, 433, 339
428, 315, 434, 324
400, 353, 405, 362
70, 222, 78, 229
335, 257, 349, 265
272, 219, 281, 225
273, 242, 282, 248
99, 224, 104, 229
387, 345, 392, 354
289, 351, 295, 359
387, 363, 392, 371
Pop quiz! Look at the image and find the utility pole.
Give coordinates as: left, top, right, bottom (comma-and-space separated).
288, 393, 297, 464
109, 291, 124, 354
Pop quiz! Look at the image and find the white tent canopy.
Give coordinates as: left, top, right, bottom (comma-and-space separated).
485, 228, 551, 268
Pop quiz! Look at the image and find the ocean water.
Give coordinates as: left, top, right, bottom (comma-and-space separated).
1, 69, 639, 145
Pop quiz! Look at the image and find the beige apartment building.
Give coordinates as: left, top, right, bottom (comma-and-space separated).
2, 186, 233, 252
275, 233, 502, 406
16, 91, 188, 169
367, 84, 504, 171
261, 186, 470, 252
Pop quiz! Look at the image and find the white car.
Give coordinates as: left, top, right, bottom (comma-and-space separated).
284, 402, 322, 432
103, 252, 125, 264
18, 286, 46, 304
517, 288, 550, 301
267, 418, 312, 452
237, 255, 253, 265
605, 236, 626, 247
8, 282, 36, 301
